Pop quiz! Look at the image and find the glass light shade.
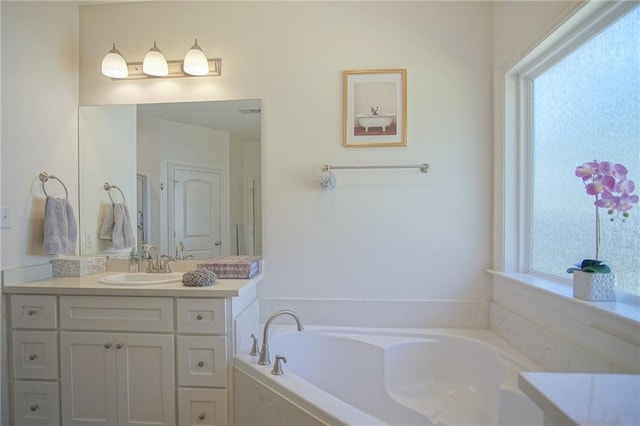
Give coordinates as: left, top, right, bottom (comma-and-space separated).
183, 39, 209, 76
101, 43, 128, 78
142, 41, 168, 77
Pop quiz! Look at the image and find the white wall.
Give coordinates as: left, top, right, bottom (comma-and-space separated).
79, 1, 494, 317
0, 2, 79, 270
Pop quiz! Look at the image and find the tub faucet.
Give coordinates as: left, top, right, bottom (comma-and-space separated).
258, 310, 304, 365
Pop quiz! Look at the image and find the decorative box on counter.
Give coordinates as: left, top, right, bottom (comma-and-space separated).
51, 256, 107, 277
197, 256, 262, 279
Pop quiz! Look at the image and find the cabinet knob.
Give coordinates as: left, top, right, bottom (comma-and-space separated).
197, 360, 205, 368
196, 313, 204, 320
116, 343, 124, 349
199, 413, 206, 420
30, 404, 39, 412
27, 309, 37, 316
104, 343, 112, 349
28, 354, 38, 360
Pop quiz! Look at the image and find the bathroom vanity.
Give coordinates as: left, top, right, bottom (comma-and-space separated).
3, 271, 261, 426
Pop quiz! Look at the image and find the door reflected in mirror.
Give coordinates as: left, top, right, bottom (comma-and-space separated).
78, 99, 261, 259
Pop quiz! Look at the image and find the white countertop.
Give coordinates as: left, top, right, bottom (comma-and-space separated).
2, 271, 263, 297
519, 372, 640, 426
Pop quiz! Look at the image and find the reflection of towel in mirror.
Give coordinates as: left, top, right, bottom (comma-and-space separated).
99, 203, 135, 249
44, 196, 77, 255
113, 203, 135, 249
99, 203, 115, 240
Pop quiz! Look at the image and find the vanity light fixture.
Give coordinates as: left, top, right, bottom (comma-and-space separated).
142, 41, 169, 77
183, 39, 209, 76
101, 40, 222, 80
101, 43, 128, 79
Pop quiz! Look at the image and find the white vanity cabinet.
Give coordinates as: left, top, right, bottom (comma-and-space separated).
4, 273, 260, 426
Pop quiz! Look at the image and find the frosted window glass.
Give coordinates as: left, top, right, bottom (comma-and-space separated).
531, 8, 639, 296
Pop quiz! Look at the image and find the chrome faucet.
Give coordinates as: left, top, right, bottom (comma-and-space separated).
258, 310, 303, 365
144, 245, 159, 273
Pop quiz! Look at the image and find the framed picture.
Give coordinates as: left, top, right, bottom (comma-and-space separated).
343, 69, 407, 148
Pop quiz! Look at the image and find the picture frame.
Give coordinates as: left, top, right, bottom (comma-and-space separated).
343, 69, 407, 148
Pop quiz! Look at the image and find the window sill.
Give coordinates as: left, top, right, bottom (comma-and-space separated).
487, 270, 640, 329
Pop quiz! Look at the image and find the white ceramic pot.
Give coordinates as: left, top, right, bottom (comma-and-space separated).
572, 270, 616, 301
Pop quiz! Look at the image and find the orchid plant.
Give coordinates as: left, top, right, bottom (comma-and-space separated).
567, 160, 638, 274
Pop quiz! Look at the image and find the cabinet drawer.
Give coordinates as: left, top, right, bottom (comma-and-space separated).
13, 380, 60, 426
60, 296, 173, 332
12, 331, 58, 380
177, 298, 227, 334
178, 388, 228, 426
11, 295, 57, 329
177, 336, 228, 387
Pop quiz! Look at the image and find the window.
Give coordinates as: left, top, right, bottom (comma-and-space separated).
508, 3, 639, 297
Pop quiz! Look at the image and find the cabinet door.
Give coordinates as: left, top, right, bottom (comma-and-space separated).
60, 332, 118, 426
116, 333, 175, 426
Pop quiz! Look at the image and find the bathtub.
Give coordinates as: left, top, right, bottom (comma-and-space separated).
234, 327, 544, 425
356, 114, 395, 132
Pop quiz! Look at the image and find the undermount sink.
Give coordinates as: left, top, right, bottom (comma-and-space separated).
98, 272, 184, 286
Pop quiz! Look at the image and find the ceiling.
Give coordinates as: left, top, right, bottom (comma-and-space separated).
136, 99, 261, 142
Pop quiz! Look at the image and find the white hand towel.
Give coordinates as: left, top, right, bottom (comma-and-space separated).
112, 203, 135, 249
43, 196, 77, 255
99, 203, 115, 240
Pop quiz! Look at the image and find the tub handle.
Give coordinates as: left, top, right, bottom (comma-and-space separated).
271, 355, 287, 375
249, 333, 259, 356
199, 413, 206, 420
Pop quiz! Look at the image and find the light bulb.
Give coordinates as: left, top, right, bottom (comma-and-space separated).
183, 39, 209, 76
142, 41, 168, 77
101, 43, 128, 79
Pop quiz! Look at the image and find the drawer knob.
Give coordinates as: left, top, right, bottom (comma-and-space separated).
116, 343, 124, 349
27, 309, 37, 316
30, 404, 39, 412
28, 354, 38, 360
196, 313, 204, 320
104, 343, 113, 349
197, 360, 205, 368
199, 413, 206, 420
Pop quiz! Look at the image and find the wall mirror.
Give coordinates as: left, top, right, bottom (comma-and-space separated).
78, 99, 262, 260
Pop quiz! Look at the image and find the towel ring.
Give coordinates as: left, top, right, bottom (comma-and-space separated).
104, 182, 126, 203
39, 172, 69, 199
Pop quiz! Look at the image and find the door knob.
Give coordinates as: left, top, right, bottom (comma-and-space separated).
214, 241, 222, 246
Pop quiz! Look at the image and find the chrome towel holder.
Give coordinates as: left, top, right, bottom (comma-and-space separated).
319, 162, 430, 190
39, 172, 69, 199
103, 182, 126, 203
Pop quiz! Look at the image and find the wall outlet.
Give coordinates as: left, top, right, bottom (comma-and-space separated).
85, 231, 95, 248
1, 207, 11, 228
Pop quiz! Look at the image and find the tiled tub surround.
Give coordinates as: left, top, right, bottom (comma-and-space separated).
490, 272, 640, 373
234, 326, 544, 426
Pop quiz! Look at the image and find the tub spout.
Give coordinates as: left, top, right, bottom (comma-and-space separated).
258, 310, 303, 365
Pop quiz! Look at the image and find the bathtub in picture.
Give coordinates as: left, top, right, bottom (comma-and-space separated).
356, 114, 395, 132
234, 327, 544, 426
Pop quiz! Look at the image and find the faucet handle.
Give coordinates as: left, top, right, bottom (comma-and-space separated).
249, 333, 260, 356
159, 255, 175, 273
271, 355, 287, 375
